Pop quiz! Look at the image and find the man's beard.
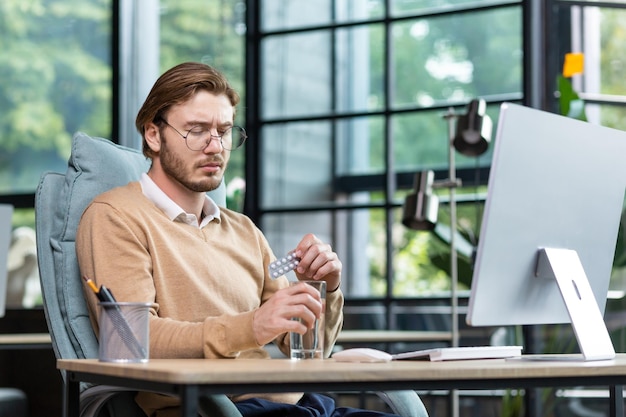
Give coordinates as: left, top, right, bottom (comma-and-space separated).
160, 136, 223, 192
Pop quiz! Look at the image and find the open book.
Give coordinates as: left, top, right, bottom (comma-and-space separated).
333, 346, 523, 363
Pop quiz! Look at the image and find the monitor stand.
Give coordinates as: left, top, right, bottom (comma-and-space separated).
533, 247, 615, 361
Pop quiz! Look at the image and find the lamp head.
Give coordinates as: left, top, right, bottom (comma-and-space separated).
453, 99, 493, 157
402, 170, 439, 231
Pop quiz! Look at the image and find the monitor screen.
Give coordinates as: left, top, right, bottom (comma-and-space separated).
0, 204, 13, 319
466, 103, 626, 360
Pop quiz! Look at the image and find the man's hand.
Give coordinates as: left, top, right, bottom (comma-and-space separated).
252, 281, 322, 346
293, 233, 342, 292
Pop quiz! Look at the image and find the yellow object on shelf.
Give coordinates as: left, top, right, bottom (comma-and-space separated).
563, 52, 584, 77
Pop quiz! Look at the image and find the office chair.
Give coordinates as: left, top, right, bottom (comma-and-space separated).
35, 132, 427, 417
35, 132, 239, 417
0, 388, 27, 417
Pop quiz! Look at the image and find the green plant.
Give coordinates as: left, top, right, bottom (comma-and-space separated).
557, 74, 587, 121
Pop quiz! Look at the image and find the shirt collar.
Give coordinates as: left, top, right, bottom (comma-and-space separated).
139, 173, 221, 228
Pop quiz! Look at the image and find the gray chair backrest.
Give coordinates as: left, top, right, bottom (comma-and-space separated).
35, 132, 227, 371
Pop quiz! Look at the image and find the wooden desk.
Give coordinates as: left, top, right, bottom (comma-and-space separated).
59, 355, 626, 417
0, 333, 52, 350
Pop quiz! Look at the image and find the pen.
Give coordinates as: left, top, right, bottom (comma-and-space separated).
83, 276, 117, 302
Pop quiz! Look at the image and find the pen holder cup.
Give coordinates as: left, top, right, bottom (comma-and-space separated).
98, 302, 151, 363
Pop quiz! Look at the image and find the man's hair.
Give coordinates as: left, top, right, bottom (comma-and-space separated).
135, 62, 241, 158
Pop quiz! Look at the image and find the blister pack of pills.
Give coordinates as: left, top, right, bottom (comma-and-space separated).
269, 251, 301, 279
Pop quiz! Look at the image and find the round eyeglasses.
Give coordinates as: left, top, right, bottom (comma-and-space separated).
159, 118, 247, 151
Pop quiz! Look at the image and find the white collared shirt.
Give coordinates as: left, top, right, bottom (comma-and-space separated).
139, 173, 220, 228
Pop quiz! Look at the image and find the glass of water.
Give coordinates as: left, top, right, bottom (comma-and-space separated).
289, 280, 326, 360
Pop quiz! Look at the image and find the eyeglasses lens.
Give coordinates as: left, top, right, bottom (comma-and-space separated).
185, 126, 246, 151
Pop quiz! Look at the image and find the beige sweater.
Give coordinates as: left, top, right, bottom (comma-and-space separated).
76, 182, 344, 416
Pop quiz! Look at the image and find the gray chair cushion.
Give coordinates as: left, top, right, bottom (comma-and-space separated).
61, 133, 151, 241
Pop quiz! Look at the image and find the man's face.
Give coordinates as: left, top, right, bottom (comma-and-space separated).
150, 90, 234, 193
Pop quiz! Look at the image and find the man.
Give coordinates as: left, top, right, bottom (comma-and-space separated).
76, 62, 401, 417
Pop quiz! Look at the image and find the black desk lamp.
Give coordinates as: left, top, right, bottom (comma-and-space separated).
402, 99, 492, 231
401, 170, 438, 231
453, 98, 493, 157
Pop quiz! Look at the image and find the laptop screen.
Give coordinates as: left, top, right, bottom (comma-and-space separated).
0, 204, 14, 318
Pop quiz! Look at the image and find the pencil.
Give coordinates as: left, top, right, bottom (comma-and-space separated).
82, 276, 100, 295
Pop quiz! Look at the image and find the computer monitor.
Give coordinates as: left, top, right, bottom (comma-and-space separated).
0, 204, 13, 318
466, 103, 626, 361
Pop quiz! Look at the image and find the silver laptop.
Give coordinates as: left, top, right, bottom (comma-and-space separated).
0, 204, 14, 318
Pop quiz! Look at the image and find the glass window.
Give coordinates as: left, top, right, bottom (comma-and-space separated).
587, 104, 626, 132
561, 4, 626, 130
261, 121, 332, 208
253, 1, 524, 306
335, 116, 385, 177
391, 7, 523, 108
392, 110, 450, 172
262, 211, 339, 262
261, 31, 332, 119
159, 0, 246, 187
160, 0, 246, 93
390, 0, 510, 17
0, 1, 112, 195
392, 105, 499, 173
0, 0, 112, 310
261, 0, 333, 31
339, 207, 388, 296
336, 0, 384, 22
335, 24, 385, 113
2, 1, 247, 311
